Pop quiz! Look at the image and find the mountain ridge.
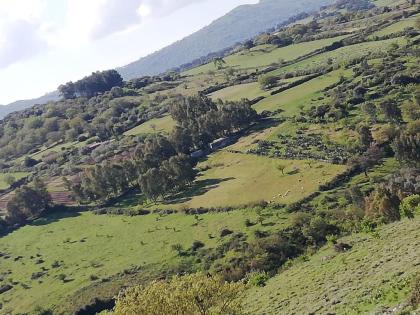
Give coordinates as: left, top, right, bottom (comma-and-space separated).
118, 0, 332, 79
0, 0, 331, 119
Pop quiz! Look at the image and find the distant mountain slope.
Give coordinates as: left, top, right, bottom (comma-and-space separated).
0, 91, 59, 120
118, 0, 332, 79
0, 0, 331, 118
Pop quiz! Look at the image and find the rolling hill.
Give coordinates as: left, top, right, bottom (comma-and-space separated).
0, 0, 331, 120
117, 0, 332, 79
0, 91, 59, 120
0, 0, 419, 314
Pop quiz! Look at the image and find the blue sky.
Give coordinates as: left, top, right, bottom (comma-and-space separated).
0, 0, 258, 104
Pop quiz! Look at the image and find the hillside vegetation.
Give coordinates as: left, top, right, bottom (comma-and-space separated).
245, 218, 420, 314
118, 0, 332, 79
0, 0, 419, 314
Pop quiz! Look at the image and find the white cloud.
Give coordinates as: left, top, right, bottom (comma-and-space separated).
0, 19, 47, 69
0, 0, 46, 21
0, 0, 49, 69
0, 0, 206, 67
65, 0, 204, 41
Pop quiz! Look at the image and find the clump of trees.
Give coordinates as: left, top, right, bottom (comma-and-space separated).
258, 75, 277, 90
364, 167, 419, 223
65, 95, 256, 204
6, 178, 51, 225
170, 95, 258, 150
105, 273, 245, 315
66, 136, 195, 203
59, 70, 123, 99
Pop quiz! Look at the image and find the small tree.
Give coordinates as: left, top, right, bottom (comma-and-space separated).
277, 164, 287, 175
357, 125, 373, 148
6, 179, 51, 224
213, 57, 226, 70
399, 195, 420, 219
379, 100, 402, 124
4, 175, 16, 187
109, 273, 245, 315
259, 75, 277, 89
365, 187, 400, 223
361, 102, 377, 123
171, 243, 184, 256
392, 131, 420, 167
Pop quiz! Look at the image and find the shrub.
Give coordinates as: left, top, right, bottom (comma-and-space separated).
247, 271, 270, 287
254, 230, 269, 238
410, 274, 420, 308
258, 75, 277, 89
365, 187, 401, 223
220, 229, 233, 237
108, 273, 245, 315
244, 219, 254, 227
400, 195, 420, 219
191, 240, 205, 251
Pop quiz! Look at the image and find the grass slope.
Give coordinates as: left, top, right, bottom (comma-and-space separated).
0, 173, 29, 190
149, 151, 346, 209
267, 37, 407, 77
253, 69, 350, 114
0, 208, 289, 314
370, 14, 419, 38
209, 82, 271, 102
186, 35, 349, 75
244, 218, 420, 314
124, 115, 176, 136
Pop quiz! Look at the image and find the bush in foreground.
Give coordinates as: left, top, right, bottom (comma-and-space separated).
106, 273, 245, 315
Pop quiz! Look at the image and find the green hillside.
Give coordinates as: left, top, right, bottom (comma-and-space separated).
118, 0, 332, 79
0, 0, 419, 314
245, 218, 420, 314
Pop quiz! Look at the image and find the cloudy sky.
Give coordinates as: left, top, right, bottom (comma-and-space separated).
0, 0, 257, 105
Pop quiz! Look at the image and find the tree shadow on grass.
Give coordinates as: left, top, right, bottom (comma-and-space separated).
161, 177, 235, 205
239, 118, 283, 137
108, 190, 146, 209
30, 209, 81, 227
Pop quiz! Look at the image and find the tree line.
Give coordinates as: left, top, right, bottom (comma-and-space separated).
59, 70, 123, 99
66, 95, 258, 204
4, 178, 51, 226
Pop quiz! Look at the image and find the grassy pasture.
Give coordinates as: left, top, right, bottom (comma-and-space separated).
372, 0, 406, 7
209, 82, 271, 102
148, 151, 346, 209
244, 217, 420, 314
209, 75, 311, 102
186, 35, 350, 75
370, 15, 419, 38
0, 208, 289, 314
267, 37, 407, 77
28, 139, 89, 161
124, 115, 176, 136
0, 173, 29, 190
253, 69, 350, 115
